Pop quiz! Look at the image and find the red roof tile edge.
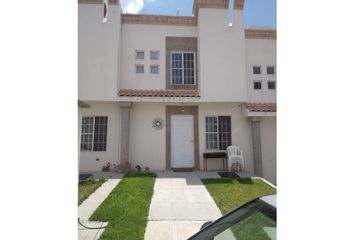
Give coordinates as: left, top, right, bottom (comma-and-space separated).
118, 89, 200, 98
243, 103, 276, 112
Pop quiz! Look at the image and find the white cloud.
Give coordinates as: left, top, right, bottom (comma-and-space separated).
120, 0, 155, 14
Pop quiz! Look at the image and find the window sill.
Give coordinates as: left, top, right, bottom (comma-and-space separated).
167, 84, 198, 90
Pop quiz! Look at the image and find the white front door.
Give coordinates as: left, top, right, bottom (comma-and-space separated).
171, 115, 194, 168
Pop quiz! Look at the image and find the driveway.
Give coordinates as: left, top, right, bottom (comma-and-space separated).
144, 171, 222, 240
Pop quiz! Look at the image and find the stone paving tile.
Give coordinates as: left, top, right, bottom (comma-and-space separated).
145, 171, 223, 240
171, 189, 215, 203
145, 221, 175, 240
175, 221, 205, 240
172, 203, 221, 220
148, 202, 173, 220
145, 220, 205, 240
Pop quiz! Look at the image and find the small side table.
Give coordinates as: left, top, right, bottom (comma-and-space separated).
203, 151, 227, 171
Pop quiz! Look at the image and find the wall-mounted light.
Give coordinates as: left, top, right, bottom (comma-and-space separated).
103, 0, 108, 23
228, 0, 234, 27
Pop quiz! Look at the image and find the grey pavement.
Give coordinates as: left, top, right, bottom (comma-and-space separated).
78, 176, 122, 240
144, 171, 223, 240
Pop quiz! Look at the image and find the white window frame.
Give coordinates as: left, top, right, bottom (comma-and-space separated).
80, 116, 108, 152
253, 65, 262, 75
81, 116, 94, 151
150, 65, 159, 74
150, 50, 160, 60
205, 115, 232, 151
205, 116, 218, 151
170, 51, 196, 85
135, 64, 144, 74
135, 50, 145, 60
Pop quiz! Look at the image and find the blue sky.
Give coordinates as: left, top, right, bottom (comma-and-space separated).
121, 0, 276, 28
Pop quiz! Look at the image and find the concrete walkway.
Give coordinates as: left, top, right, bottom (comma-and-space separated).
144, 171, 222, 240
78, 174, 122, 240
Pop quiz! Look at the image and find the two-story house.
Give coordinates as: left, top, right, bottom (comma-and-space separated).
78, 0, 276, 184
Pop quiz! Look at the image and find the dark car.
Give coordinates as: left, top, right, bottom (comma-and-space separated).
187, 194, 276, 240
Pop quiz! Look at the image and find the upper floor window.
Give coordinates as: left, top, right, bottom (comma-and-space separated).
254, 81, 262, 90
135, 50, 144, 60
171, 52, 195, 85
268, 81, 276, 89
253, 66, 261, 74
81, 116, 108, 152
267, 66, 275, 75
150, 51, 159, 60
205, 116, 231, 150
135, 65, 144, 74
150, 65, 159, 74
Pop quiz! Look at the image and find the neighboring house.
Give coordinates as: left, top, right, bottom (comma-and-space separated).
78, 0, 277, 184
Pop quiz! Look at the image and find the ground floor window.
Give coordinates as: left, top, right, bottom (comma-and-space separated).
81, 116, 108, 151
205, 116, 231, 150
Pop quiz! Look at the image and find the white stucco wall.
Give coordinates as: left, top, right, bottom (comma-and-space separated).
260, 117, 276, 184
78, 4, 121, 101
198, 9, 247, 102
245, 38, 276, 103
120, 24, 197, 90
129, 102, 166, 170
123, 102, 254, 172
79, 101, 120, 172
78, 102, 275, 179
198, 103, 253, 171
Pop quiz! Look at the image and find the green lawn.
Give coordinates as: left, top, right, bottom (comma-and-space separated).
89, 172, 156, 240
202, 178, 276, 214
78, 179, 106, 205
202, 178, 276, 240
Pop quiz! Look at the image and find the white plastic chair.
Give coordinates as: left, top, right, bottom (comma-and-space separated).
226, 145, 244, 172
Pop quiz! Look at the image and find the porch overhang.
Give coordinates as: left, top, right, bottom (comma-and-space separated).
241, 103, 276, 117
119, 89, 200, 97
118, 89, 201, 102
78, 100, 90, 108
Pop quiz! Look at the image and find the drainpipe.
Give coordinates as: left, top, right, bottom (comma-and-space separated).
119, 102, 132, 165
249, 117, 263, 177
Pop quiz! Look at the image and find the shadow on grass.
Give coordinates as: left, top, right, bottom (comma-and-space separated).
236, 178, 254, 184
217, 171, 240, 178
202, 178, 234, 184
124, 171, 157, 178
202, 178, 254, 185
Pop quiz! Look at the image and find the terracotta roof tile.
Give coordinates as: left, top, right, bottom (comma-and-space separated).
245, 29, 276, 40
243, 103, 276, 112
118, 89, 200, 98
122, 14, 197, 26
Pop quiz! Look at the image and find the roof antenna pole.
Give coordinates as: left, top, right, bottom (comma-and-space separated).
103, 0, 108, 23
228, 0, 234, 27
